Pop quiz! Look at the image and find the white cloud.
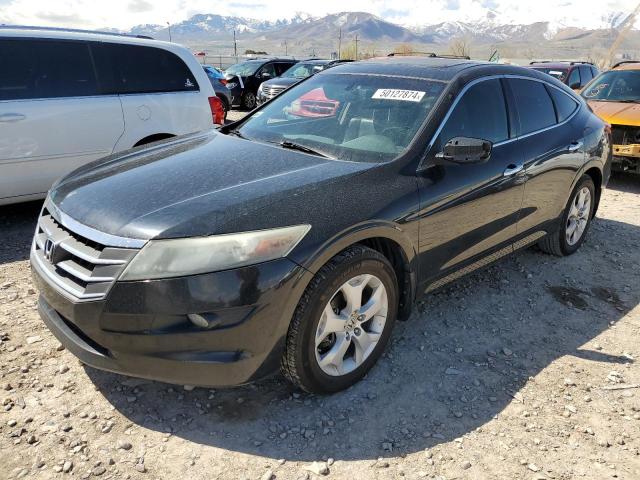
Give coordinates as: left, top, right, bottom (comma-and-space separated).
0, 0, 638, 30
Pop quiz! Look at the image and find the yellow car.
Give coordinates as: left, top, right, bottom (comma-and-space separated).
582, 61, 640, 174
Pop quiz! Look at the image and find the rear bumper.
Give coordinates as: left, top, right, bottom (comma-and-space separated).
32, 255, 310, 387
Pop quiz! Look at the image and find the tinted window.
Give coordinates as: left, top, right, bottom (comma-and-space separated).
547, 87, 579, 122
567, 68, 581, 88
107, 44, 198, 94
0, 39, 97, 100
439, 79, 509, 144
580, 66, 593, 84
274, 62, 294, 76
259, 63, 277, 78
509, 79, 557, 135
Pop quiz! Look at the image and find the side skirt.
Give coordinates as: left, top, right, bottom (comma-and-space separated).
424, 231, 546, 294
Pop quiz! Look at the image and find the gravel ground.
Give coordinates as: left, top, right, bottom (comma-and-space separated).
1, 154, 640, 479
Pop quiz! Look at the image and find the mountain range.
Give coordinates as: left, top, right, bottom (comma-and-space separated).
115, 11, 640, 60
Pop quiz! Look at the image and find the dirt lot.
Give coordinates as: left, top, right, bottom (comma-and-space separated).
1, 160, 640, 479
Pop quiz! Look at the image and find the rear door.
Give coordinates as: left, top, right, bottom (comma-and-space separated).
0, 38, 124, 202
106, 43, 211, 151
507, 78, 585, 236
417, 78, 525, 288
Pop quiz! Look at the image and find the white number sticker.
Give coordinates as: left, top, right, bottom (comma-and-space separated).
372, 89, 426, 102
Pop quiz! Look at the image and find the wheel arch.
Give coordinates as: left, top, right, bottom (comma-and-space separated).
583, 166, 602, 216
133, 133, 175, 148
300, 223, 418, 321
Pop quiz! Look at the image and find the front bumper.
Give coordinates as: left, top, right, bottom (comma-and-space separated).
612, 143, 640, 173
32, 254, 310, 387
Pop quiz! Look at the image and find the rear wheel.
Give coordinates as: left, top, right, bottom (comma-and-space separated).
281, 245, 398, 393
242, 91, 257, 110
538, 174, 595, 256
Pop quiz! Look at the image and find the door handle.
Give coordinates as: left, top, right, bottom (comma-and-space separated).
0, 113, 26, 123
503, 163, 523, 176
568, 141, 583, 152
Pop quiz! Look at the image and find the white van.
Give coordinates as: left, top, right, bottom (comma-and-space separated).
0, 27, 220, 205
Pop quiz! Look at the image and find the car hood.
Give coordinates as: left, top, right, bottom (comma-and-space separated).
262, 77, 301, 88
50, 131, 374, 240
588, 100, 640, 127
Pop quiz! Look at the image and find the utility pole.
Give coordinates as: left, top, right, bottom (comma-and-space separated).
354, 34, 359, 60
338, 28, 342, 60
167, 22, 172, 42
284, 40, 288, 56
233, 29, 237, 58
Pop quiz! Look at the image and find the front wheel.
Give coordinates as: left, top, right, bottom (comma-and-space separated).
242, 91, 257, 110
538, 174, 596, 256
281, 245, 398, 393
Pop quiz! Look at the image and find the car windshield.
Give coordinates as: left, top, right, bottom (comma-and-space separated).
235, 73, 446, 163
532, 67, 569, 82
582, 70, 640, 102
225, 61, 262, 77
282, 63, 325, 79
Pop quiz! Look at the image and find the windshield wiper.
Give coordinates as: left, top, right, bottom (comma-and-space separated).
279, 140, 334, 159
616, 99, 640, 103
226, 129, 248, 139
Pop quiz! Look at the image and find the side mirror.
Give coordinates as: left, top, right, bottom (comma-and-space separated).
438, 137, 492, 164
261, 71, 272, 79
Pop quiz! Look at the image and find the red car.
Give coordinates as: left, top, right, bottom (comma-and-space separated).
288, 87, 340, 117
529, 61, 599, 91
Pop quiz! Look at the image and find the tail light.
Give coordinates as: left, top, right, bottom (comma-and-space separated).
219, 78, 227, 86
208, 96, 225, 125
604, 123, 612, 136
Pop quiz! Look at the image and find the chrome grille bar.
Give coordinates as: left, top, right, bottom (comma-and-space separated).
32, 207, 142, 302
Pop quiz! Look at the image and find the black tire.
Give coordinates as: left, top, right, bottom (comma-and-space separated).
281, 245, 398, 394
538, 174, 596, 256
242, 91, 257, 110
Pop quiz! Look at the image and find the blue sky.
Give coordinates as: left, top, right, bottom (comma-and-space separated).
0, 0, 637, 30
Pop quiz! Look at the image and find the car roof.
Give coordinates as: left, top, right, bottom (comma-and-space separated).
0, 25, 162, 47
612, 61, 640, 71
323, 56, 534, 82
530, 61, 594, 69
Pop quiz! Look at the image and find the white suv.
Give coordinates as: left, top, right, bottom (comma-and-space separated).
0, 27, 219, 206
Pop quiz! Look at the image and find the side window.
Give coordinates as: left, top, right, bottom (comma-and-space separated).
0, 39, 97, 100
567, 68, 581, 88
438, 79, 509, 146
274, 63, 292, 76
547, 86, 579, 123
591, 66, 599, 78
108, 44, 199, 94
509, 79, 557, 135
580, 66, 593, 85
259, 63, 277, 78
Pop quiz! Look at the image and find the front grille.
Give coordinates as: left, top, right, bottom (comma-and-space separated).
611, 125, 640, 145
32, 208, 139, 301
263, 85, 287, 99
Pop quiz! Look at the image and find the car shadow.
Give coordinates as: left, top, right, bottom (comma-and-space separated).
85, 214, 639, 462
0, 200, 42, 265
606, 171, 640, 194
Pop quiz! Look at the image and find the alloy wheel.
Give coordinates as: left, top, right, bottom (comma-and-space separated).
566, 186, 591, 246
314, 274, 388, 376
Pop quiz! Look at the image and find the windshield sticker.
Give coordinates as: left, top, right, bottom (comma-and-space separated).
549, 71, 564, 76
372, 89, 426, 102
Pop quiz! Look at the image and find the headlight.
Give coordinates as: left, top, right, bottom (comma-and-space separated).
226, 82, 237, 89
258, 83, 265, 93
120, 225, 310, 281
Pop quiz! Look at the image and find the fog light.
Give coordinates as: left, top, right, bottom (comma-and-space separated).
187, 313, 220, 329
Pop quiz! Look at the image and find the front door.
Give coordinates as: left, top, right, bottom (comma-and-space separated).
416, 78, 526, 289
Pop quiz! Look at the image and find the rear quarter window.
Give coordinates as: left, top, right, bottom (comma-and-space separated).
509, 78, 557, 135
106, 43, 199, 94
547, 87, 579, 123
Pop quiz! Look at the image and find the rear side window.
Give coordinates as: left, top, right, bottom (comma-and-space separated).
547, 86, 579, 123
580, 66, 594, 84
439, 79, 509, 144
0, 39, 98, 100
106, 44, 199, 94
509, 79, 557, 135
567, 68, 581, 88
